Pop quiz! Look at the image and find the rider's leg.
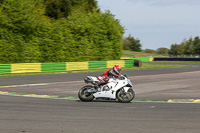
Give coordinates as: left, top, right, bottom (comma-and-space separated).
94, 80, 100, 90
95, 76, 104, 88
98, 77, 110, 91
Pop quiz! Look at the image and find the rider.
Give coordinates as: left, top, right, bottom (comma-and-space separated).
94, 65, 123, 90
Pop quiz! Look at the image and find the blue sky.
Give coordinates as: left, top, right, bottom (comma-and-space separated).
98, 0, 200, 50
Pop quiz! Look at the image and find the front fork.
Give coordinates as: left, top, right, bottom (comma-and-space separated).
123, 87, 131, 93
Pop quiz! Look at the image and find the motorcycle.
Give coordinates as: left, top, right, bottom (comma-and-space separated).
78, 75, 135, 103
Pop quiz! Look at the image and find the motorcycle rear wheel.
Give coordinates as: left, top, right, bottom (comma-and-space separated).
78, 85, 94, 102
116, 88, 135, 103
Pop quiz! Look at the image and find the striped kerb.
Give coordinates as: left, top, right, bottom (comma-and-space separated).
125, 60, 134, 67
11, 63, 41, 73
150, 57, 154, 61
120, 57, 130, 60
0, 64, 11, 74
107, 60, 125, 68
41, 63, 66, 72
0, 60, 135, 74
66, 62, 88, 71
88, 61, 107, 69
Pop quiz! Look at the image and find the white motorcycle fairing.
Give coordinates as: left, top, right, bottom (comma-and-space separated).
91, 76, 132, 99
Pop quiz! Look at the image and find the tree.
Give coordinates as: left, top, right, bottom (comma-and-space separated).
144, 49, 155, 54
45, 0, 72, 19
168, 44, 178, 55
122, 37, 131, 50
169, 36, 200, 56
0, 0, 124, 63
0, 0, 3, 4
168, 43, 185, 55
183, 37, 194, 54
177, 43, 185, 55
0, 0, 44, 63
87, 0, 98, 12
156, 47, 169, 55
123, 34, 142, 52
193, 36, 200, 54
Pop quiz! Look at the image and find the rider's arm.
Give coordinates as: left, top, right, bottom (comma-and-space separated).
108, 69, 121, 78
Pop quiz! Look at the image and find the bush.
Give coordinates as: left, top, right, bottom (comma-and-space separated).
0, 0, 124, 63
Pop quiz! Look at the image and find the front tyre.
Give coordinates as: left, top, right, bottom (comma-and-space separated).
78, 85, 94, 102
116, 88, 135, 103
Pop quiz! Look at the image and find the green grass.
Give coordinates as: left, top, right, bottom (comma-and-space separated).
122, 50, 167, 57
0, 64, 192, 77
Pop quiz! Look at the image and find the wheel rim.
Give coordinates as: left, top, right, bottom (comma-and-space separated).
80, 86, 93, 98
118, 89, 133, 101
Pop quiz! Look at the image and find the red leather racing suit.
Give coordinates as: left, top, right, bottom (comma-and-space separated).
96, 69, 121, 85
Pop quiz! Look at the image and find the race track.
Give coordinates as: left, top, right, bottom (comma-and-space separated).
0, 63, 200, 133
1, 95, 200, 133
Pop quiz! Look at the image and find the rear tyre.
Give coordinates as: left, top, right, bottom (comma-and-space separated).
78, 85, 94, 102
116, 88, 135, 103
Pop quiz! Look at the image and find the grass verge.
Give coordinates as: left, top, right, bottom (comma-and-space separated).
122, 50, 167, 57
0, 64, 192, 77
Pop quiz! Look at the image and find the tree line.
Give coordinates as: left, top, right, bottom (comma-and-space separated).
168, 36, 200, 56
0, 0, 124, 63
122, 35, 200, 56
122, 34, 169, 55
122, 34, 142, 52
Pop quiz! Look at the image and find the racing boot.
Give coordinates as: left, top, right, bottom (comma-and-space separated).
94, 85, 100, 92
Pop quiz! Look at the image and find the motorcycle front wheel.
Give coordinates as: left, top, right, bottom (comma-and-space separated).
78, 85, 94, 102
116, 88, 135, 103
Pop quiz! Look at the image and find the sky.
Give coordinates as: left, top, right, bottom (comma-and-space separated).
98, 0, 200, 50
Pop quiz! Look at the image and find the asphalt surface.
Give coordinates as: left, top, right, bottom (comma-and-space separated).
1, 95, 200, 133
1, 63, 200, 133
